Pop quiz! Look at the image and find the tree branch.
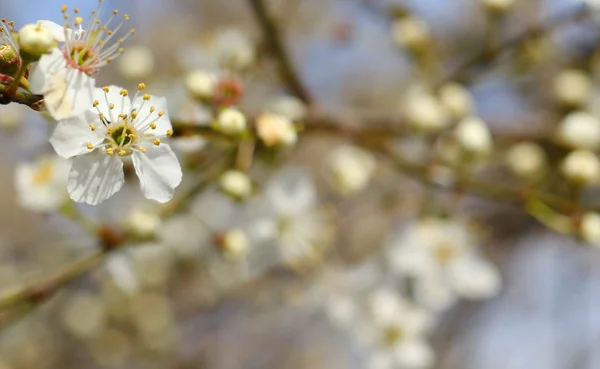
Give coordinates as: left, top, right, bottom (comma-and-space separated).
247, 0, 313, 104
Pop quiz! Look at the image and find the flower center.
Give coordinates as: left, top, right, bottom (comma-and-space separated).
434, 243, 457, 264
62, 41, 100, 75
383, 326, 405, 346
104, 119, 139, 156
32, 161, 55, 186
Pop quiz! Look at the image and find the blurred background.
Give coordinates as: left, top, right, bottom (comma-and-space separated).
2, 0, 600, 368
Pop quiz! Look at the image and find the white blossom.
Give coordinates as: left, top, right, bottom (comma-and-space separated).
30, 4, 134, 120
256, 113, 298, 148
560, 149, 600, 185
324, 144, 376, 195
580, 212, 600, 246
215, 107, 246, 135
116, 45, 154, 80
438, 83, 474, 121
185, 69, 217, 100
454, 116, 493, 155
219, 170, 253, 200
18, 22, 56, 57
555, 111, 600, 150
505, 141, 547, 178
552, 69, 591, 107
15, 155, 70, 212
49, 84, 182, 205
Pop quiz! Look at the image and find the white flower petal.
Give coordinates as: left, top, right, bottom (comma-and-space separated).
132, 144, 182, 203
29, 48, 64, 94
133, 95, 172, 135
50, 111, 106, 158
36, 20, 69, 42
448, 257, 502, 300
394, 339, 435, 369
68, 153, 124, 205
93, 85, 132, 118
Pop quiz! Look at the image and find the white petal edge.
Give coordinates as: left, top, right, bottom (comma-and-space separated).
132, 144, 182, 203
50, 110, 106, 158
67, 153, 124, 205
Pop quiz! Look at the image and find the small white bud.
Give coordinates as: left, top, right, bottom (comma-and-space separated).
221, 229, 249, 260
404, 89, 448, 133
185, 69, 217, 100
391, 18, 430, 52
552, 69, 592, 107
18, 23, 55, 58
219, 170, 253, 200
482, 0, 515, 13
215, 107, 246, 135
324, 145, 376, 195
266, 96, 308, 122
505, 142, 547, 178
125, 209, 162, 237
454, 116, 493, 155
555, 111, 600, 150
438, 83, 474, 120
117, 45, 155, 80
256, 113, 297, 147
581, 212, 600, 246
560, 149, 600, 185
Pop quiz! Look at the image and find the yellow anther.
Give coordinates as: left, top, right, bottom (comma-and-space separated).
167, 129, 173, 137
63, 14, 69, 20
107, 30, 113, 36
89, 123, 96, 131
98, 113, 105, 120
95, 19, 100, 24
143, 94, 150, 101
153, 138, 161, 146
131, 111, 138, 119
105, 57, 112, 63
140, 147, 147, 153
74, 17, 83, 25
130, 29, 135, 34
128, 133, 136, 139
118, 114, 125, 119
61, 5, 68, 12
102, 86, 109, 93
138, 83, 146, 91
106, 148, 114, 156
158, 111, 165, 117
124, 14, 130, 20
107, 128, 112, 134
93, 100, 99, 107
98, 40, 104, 46
118, 150, 126, 156
150, 106, 155, 113
120, 89, 128, 96
149, 122, 156, 130
113, 9, 119, 15
74, 8, 79, 13
86, 142, 94, 150
109, 103, 115, 110
118, 48, 124, 53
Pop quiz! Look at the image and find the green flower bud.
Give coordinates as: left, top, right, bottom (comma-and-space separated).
0, 43, 21, 77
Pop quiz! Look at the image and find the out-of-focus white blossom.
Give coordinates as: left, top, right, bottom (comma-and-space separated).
454, 116, 493, 155
213, 28, 256, 71
215, 107, 246, 135
552, 69, 592, 107
185, 69, 217, 101
580, 212, 600, 245
324, 144, 376, 195
505, 142, 547, 179
49, 85, 182, 204
60, 292, 107, 339
403, 88, 448, 133
219, 170, 253, 200
560, 149, 600, 185
438, 83, 474, 121
219, 228, 250, 260
117, 45, 155, 80
15, 156, 70, 212
0, 103, 25, 129
256, 113, 298, 148
555, 111, 600, 150
266, 96, 308, 122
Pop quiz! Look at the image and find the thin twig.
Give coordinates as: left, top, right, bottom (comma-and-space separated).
247, 0, 313, 104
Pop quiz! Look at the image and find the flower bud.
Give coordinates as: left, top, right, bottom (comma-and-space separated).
18, 23, 55, 61
482, 0, 515, 13
219, 170, 252, 201
185, 69, 217, 101
0, 44, 21, 76
581, 212, 600, 246
404, 89, 448, 133
219, 229, 249, 260
215, 107, 246, 135
560, 149, 600, 185
505, 142, 547, 178
324, 145, 376, 195
125, 209, 162, 237
391, 17, 430, 53
438, 83, 474, 121
552, 69, 591, 108
454, 116, 493, 155
555, 111, 600, 150
256, 113, 297, 148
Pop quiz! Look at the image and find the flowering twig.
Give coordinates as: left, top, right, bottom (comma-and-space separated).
439, 3, 589, 86
0, 82, 43, 108
247, 0, 313, 104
